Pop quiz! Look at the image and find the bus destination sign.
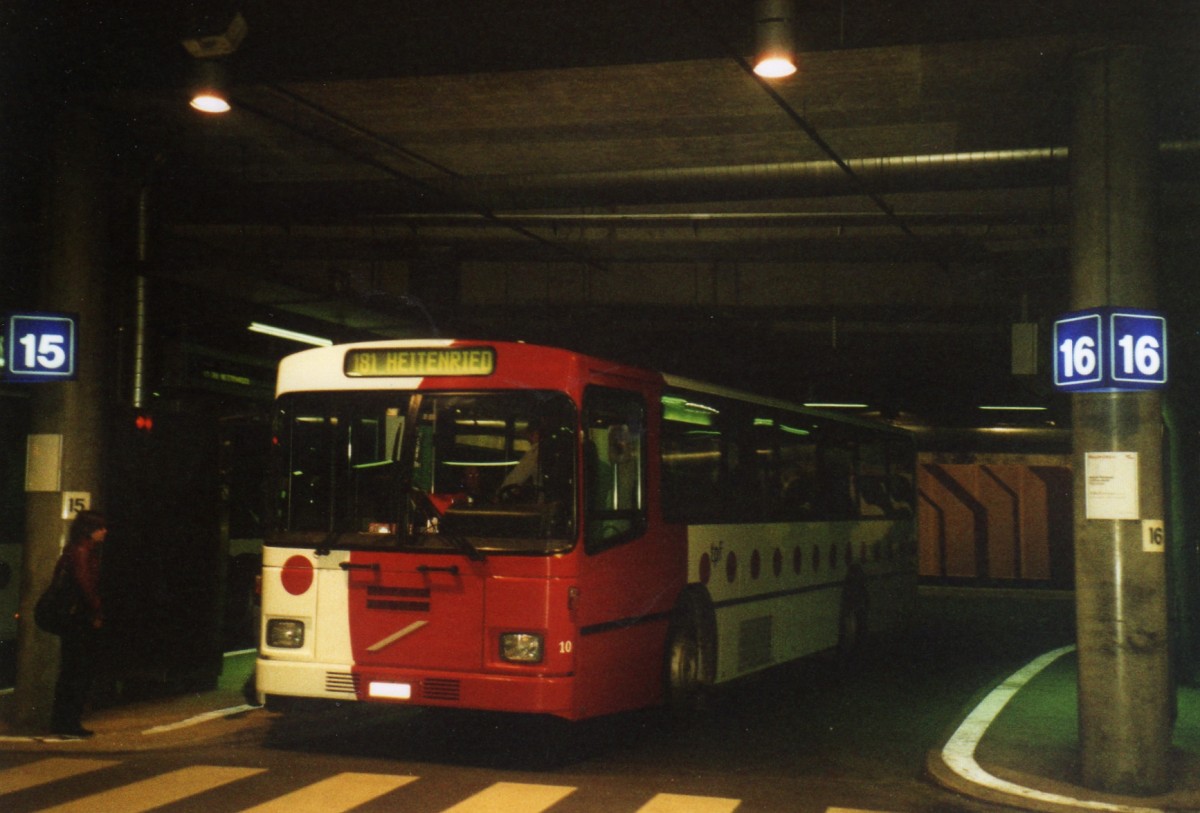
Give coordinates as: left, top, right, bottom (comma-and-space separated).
344, 346, 497, 378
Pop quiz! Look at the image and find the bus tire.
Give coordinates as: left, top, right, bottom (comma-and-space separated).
663, 591, 714, 719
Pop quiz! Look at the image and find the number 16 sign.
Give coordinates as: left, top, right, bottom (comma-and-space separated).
1053, 306, 1167, 391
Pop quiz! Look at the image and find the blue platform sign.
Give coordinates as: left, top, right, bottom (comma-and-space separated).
3, 312, 78, 382
1053, 307, 1166, 392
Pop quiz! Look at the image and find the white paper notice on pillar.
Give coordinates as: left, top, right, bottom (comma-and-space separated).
1142, 519, 1165, 553
1085, 451, 1139, 520
24, 433, 62, 492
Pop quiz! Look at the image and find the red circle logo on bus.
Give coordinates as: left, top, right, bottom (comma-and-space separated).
281, 555, 314, 595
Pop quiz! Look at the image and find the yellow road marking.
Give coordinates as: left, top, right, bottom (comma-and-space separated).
240, 772, 417, 812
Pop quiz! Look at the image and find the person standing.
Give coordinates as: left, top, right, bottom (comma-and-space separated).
50, 510, 107, 738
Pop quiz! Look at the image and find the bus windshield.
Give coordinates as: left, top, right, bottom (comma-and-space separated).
271, 390, 577, 555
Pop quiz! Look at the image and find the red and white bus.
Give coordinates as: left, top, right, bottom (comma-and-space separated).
255, 339, 917, 720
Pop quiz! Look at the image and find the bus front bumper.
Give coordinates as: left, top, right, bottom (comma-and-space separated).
256, 658, 577, 718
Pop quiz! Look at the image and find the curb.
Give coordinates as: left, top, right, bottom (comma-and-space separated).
0, 703, 269, 753
928, 646, 1187, 813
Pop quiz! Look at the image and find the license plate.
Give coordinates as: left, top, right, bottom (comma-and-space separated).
368, 681, 412, 699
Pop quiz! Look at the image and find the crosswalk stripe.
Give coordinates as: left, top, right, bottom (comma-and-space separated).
34, 765, 264, 813
440, 781, 576, 813
637, 792, 741, 813
826, 808, 898, 812
239, 772, 418, 813
0, 757, 119, 795
0, 760, 770, 813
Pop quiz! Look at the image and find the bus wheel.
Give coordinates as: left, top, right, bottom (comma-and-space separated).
664, 597, 711, 718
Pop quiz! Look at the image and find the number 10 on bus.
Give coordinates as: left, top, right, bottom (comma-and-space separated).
1053, 307, 1167, 392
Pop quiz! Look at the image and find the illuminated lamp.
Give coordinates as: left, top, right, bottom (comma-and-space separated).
189, 60, 231, 114
248, 322, 332, 347
181, 12, 246, 114
753, 0, 797, 79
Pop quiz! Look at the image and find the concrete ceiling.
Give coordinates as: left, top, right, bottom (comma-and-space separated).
7, 1, 1200, 425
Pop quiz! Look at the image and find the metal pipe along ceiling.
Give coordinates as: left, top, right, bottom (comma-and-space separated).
161, 141, 1198, 225
451, 148, 1065, 210
440, 142, 1197, 212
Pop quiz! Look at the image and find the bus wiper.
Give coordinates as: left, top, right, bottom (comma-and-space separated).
443, 532, 486, 562
402, 481, 486, 561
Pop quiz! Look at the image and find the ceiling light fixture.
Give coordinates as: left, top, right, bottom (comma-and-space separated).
181, 12, 247, 114
189, 60, 232, 114
190, 94, 231, 114
248, 322, 332, 347
753, 0, 797, 79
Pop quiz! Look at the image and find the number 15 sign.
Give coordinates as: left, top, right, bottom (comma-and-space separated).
3, 312, 78, 382
1054, 307, 1167, 391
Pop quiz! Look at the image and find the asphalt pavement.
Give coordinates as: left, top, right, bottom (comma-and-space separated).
2, 648, 1198, 813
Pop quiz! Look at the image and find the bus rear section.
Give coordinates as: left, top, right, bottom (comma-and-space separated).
657, 377, 919, 707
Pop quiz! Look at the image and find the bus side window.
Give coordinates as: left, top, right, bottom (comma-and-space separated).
886, 439, 916, 517
583, 387, 647, 553
818, 436, 857, 520
856, 437, 889, 517
776, 423, 818, 519
660, 391, 722, 522
720, 419, 774, 522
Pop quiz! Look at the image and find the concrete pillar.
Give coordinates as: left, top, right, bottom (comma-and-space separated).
1164, 397, 1200, 686
1069, 46, 1172, 795
10, 103, 112, 731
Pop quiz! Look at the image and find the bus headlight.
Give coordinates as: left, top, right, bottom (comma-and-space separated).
267, 619, 305, 648
500, 632, 543, 663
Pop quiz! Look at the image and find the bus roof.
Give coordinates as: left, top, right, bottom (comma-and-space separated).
275, 338, 655, 397
274, 339, 909, 438
662, 373, 911, 436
